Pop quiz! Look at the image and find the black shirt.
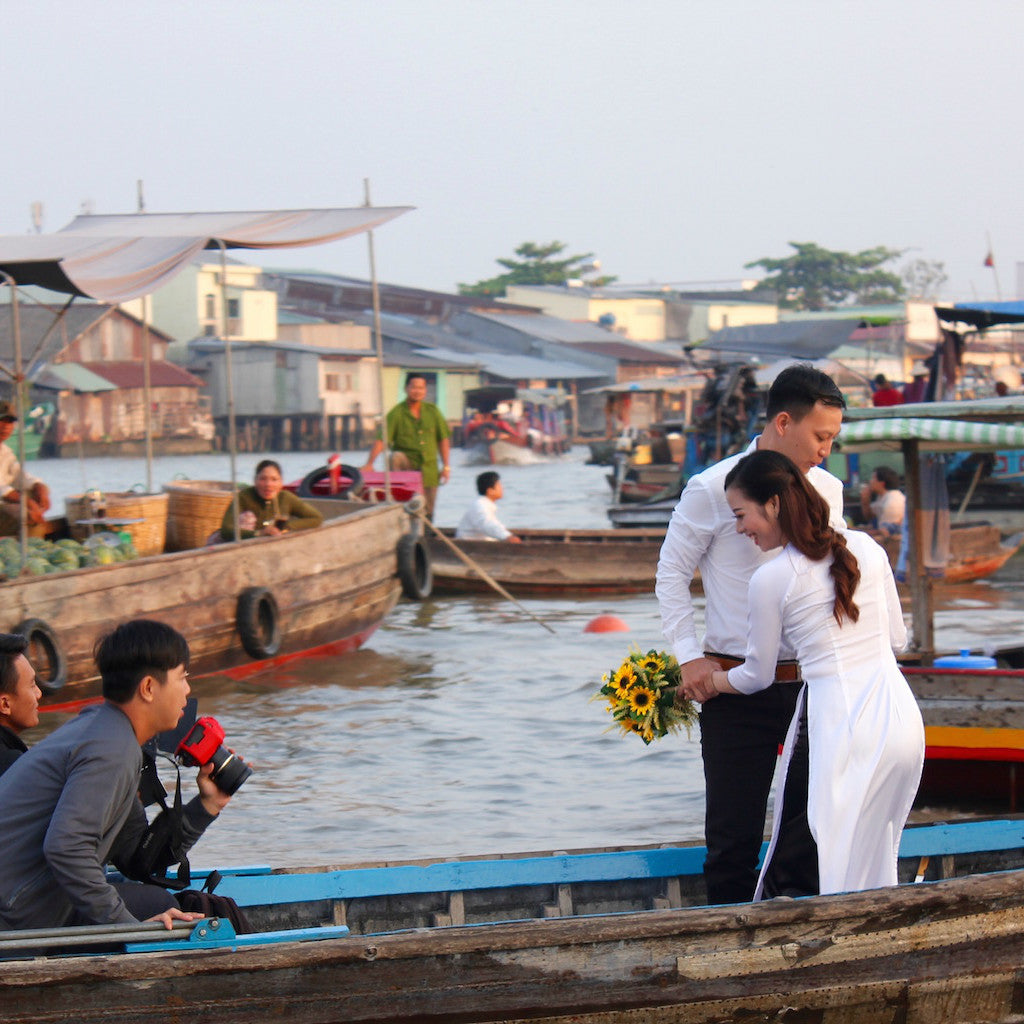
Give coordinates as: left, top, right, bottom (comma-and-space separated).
0, 724, 27, 777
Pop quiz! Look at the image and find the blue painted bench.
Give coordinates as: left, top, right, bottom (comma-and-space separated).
210, 818, 1024, 909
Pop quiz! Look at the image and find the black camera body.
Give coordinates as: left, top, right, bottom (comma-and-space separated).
176, 715, 252, 795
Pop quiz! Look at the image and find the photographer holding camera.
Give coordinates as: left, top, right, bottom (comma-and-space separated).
0, 619, 246, 931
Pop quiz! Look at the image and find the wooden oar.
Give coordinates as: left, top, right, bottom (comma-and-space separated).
414, 512, 556, 635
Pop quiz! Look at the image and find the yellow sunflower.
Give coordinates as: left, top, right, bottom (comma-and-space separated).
628, 686, 656, 715
612, 662, 637, 695
637, 653, 666, 678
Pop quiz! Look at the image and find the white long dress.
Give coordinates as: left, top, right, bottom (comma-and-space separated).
727, 529, 925, 896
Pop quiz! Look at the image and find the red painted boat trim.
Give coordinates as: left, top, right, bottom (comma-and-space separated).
218, 623, 380, 681
927, 745, 1024, 763
41, 623, 382, 712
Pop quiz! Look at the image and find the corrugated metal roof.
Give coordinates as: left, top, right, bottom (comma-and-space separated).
421, 346, 604, 381
569, 340, 677, 364
34, 363, 118, 392
463, 310, 623, 344
277, 310, 326, 324
381, 352, 480, 371
188, 338, 374, 359
79, 360, 204, 388
0, 302, 176, 376
700, 318, 861, 359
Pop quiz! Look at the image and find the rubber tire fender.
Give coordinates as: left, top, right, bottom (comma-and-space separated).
296, 464, 363, 499
16, 617, 67, 694
236, 586, 282, 660
397, 534, 432, 600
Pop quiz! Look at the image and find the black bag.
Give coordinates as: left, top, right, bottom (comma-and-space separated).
176, 874, 252, 934
123, 753, 192, 890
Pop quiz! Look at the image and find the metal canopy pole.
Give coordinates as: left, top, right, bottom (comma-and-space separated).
364, 179, 391, 502
218, 241, 240, 541
0, 272, 28, 565
138, 182, 154, 493
142, 293, 154, 492
903, 439, 934, 658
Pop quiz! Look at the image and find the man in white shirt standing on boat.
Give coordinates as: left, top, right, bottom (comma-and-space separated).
656, 364, 847, 904
456, 471, 521, 543
0, 399, 50, 538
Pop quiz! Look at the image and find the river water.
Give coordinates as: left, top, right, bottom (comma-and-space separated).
23, 447, 1024, 868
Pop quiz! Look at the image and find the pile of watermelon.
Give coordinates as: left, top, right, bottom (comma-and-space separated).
0, 533, 140, 580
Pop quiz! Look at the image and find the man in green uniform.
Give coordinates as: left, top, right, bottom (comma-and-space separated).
363, 374, 451, 520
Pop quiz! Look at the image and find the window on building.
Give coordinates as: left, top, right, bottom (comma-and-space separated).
227, 298, 240, 318
204, 294, 215, 319
325, 373, 340, 391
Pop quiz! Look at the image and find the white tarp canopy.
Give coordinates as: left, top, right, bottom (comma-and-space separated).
0, 206, 412, 303
838, 417, 1024, 453
844, 396, 1024, 424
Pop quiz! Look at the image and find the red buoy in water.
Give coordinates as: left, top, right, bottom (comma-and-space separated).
584, 614, 630, 633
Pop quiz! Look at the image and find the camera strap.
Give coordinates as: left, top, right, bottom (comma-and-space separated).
134, 751, 191, 890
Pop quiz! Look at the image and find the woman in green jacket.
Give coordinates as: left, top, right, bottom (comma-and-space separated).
220, 460, 323, 541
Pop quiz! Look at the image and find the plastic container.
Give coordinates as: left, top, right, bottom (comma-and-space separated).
933, 649, 997, 669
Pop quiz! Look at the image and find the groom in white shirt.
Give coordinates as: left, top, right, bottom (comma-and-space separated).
656, 365, 847, 904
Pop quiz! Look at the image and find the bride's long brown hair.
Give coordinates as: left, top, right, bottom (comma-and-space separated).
725, 450, 861, 625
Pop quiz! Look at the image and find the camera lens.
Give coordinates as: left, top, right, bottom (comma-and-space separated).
209, 746, 253, 795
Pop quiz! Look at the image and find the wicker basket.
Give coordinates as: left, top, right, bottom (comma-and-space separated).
162, 480, 236, 552
65, 491, 169, 557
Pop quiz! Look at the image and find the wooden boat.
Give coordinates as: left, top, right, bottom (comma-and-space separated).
462, 385, 572, 465
11, 497, 428, 702
4, 818, 1024, 1023
427, 527, 667, 595
874, 521, 1024, 584
609, 464, 684, 502
906, 660, 1024, 808
608, 497, 1023, 584
607, 492, 677, 528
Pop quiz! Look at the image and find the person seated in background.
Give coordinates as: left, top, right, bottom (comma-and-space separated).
0, 633, 41, 777
870, 375, 904, 407
0, 400, 51, 538
860, 466, 906, 533
455, 471, 521, 543
902, 361, 930, 403
0, 620, 237, 930
220, 459, 323, 541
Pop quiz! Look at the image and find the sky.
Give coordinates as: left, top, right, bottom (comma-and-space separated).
2, 0, 1022, 304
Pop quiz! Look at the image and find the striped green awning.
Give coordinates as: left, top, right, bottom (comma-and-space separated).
838, 417, 1024, 453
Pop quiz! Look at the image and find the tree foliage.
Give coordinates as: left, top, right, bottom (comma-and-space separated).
745, 242, 906, 311
458, 241, 616, 296
900, 258, 948, 300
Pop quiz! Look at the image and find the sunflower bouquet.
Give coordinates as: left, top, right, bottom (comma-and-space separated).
594, 647, 699, 745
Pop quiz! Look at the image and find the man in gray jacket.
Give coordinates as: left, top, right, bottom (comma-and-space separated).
0, 620, 235, 930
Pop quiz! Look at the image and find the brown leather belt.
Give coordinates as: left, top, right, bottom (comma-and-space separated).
706, 652, 802, 683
